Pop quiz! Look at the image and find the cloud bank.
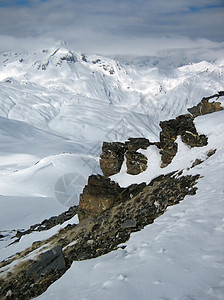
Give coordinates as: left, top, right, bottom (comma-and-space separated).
0, 0, 223, 57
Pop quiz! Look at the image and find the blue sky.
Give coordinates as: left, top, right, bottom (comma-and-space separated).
0, 0, 223, 55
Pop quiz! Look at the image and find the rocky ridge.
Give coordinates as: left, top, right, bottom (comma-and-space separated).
0, 93, 223, 299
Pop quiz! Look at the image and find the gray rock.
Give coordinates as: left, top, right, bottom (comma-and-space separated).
26, 245, 66, 278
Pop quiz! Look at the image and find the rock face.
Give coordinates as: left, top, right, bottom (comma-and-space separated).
78, 175, 123, 221
100, 142, 126, 177
159, 115, 208, 167
188, 92, 224, 117
100, 138, 150, 177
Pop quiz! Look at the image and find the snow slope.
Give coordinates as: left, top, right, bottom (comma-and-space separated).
0, 44, 224, 299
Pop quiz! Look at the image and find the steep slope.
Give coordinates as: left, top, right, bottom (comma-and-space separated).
0, 46, 224, 299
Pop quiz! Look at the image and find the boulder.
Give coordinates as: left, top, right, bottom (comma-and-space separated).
26, 245, 66, 278
100, 142, 127, 176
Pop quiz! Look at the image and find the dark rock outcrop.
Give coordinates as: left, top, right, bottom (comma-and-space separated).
125, 150, 148, 175
188, 92, 224, 117
100, 142, 127, 177
100, 138, 150, 177
26, 246, 66, 279
78, 175, 123, 221
159, 115, 208, 167
126, 137, 151, 151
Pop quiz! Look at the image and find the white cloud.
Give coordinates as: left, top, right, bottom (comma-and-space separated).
0, 0, 223, 57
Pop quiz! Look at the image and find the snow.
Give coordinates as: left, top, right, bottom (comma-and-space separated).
0, 45, 224, 299
36, 110, 224, 300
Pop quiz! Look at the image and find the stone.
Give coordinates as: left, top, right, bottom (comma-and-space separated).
188, 95, 223, 117
206, 149, 216, 157
159, 114, 208, 167
100, 142, 127, 177
191, 158, 203, 168
126, 151, 148, 175
126, 137, 150, 151
78, 175, 123, 221
121, 219, 137, 229
26, 245, 66, 278
99, 139, 151, 177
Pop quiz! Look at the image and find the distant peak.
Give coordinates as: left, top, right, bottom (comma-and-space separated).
55, 40, 67, 47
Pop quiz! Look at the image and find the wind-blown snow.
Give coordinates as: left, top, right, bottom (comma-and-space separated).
0, 45, 223, 299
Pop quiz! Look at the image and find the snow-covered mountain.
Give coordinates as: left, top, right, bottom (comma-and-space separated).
0, 45, 223, 299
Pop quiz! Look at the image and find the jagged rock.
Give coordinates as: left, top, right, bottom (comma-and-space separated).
159, 115, 208, 167
78, 175, 123, 221
100, 139, 150, 176
126, 137, 150, 151
188, 96, 223, 117
26, 245, 66, 278
1, 94, 221, 299
191, 158, 203, 168
126, 151, 148, 175
100, 142, 127, 176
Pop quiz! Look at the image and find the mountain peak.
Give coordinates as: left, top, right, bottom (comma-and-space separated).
55, 40, 68, 47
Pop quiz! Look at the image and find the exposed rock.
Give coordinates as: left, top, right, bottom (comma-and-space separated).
191, 158, 203, 168
100, 142, 127, 176
126, 137, 151, 151
26, 246, 66, 279
78, 175, 123, 221
60, 52, 76, 63
100, 138, 150, 176
81, 53, 87, 62
126, 151, 148, 175
206, 149, 216, 157
159, 115, 208, 167
188, 93, 223, 117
